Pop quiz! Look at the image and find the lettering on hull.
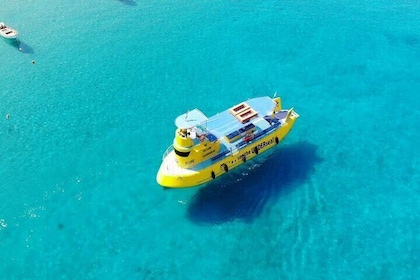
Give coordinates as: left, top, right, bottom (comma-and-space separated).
235, 137, 275, 161
203, 149, 216, 158
256, 138, 275, 151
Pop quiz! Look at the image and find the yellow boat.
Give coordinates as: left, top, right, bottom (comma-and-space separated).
156, 95, 299, 188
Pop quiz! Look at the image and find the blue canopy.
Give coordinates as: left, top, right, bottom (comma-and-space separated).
175, 109, 208, 129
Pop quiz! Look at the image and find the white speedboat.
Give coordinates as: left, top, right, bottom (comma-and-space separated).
0, 22, 18, 39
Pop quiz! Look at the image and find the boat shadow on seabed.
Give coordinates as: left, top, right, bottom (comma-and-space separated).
4, 38, 34, 54
187, 141, 322, 225
116, 0, 137, 6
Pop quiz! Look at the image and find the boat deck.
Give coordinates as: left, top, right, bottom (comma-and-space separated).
205, 96, 275, 138
183, 96, 286, 170
206, 96, 279, 145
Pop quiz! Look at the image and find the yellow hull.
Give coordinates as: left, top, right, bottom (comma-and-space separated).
157, 114, 298, 188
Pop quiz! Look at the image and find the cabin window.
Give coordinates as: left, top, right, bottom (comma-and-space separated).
174, 149, 190, 157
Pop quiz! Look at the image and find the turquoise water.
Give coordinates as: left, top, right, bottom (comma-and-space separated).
1, 0, 419, 278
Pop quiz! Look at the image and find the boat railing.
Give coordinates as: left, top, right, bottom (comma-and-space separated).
162, 144, 174, 160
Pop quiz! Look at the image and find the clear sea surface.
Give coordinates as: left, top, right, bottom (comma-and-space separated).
1, 0, 419, 279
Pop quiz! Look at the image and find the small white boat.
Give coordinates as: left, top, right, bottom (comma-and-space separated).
0, 22, 18, 39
